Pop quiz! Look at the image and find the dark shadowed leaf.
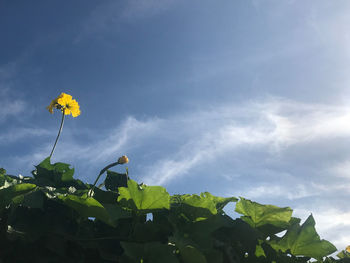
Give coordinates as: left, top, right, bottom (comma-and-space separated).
0, 183, 37, 211
58, 194, 111, 226
105, 170, 128, 191
33, 157, 74, 185
120, 242, 179, 263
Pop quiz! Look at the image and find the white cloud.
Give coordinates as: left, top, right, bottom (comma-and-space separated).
141, 98, 350, 185
0, 88, 26, 123
72, 116, 161, 162
0, 59, 29, 123
242, 184, 313, 200
0, 100, 26, 122
28, 116, 161, 169
0, 128, 50, 144
332, 161, 350, 179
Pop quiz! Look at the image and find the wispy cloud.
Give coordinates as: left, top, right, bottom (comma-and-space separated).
242, 184, 313, 201
0, 127, 50, 144
140, 97, 350, 185
12, 116, 161, 176
0, 88, 26, 123
331, 161, 350, 179
0, 100, 25, 123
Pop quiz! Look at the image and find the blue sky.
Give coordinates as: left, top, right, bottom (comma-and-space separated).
1, 0, 350, 251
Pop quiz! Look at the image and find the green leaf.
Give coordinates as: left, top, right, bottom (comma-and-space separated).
117, 180, 170, 212
269, 214, 337, 260
105, 170, 128, 191
255, 243, 266, 258
33, 157, 74, 184
0, 168, 6, 175
12, 189, 44, 209
204, 249, 223, 263
103, 203, 132, 223
131, 221, 171, 243
199, 192, 238, 212
0, 183, 37, 210
212, 218, 259, 255
235, 197, 293, 228
169, 231, 207, 263
170, 194, 217, 222
120, 242, 179, 263
170, 193, 237, 223
58, 194, 111, 226
257, 217, 301, 238
179, 245, 207, 263
92, 187, 119, 203
178, 214, 234, 250
337, 250, 350, 259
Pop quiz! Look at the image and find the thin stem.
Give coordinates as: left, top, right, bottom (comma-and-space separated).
88, 161, 119, 197
49, 111, 65, 159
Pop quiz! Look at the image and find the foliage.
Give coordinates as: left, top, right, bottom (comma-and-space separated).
0, 158, 347, 262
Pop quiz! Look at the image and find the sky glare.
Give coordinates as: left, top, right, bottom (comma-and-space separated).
1, 0, 350, 251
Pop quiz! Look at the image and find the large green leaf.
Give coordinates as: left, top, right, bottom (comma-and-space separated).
58, 194, 111, 225
235, 197, 293, 228
33, 157, 74, 184
0, 183, 37, 210
105, 170, 128, 191
199, 192, 238, 212
179, 245, 207, 263
337, 249, 350, 259
170, 194, 218, 222
170, 193, 236, 223
103, 203, 132, 223
212, 218, 259, 257
178, 214, 234, 250
169, 231, 207, 263
117, 180, 170, 212
120, 242, 179, 263
92, 187, 119, 203
269, 214, 337, 260
131, 221, 171, 243
11, 189, 44, 209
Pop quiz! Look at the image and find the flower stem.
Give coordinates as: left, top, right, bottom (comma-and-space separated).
88, 161, 119, 197
49, 111, 65, 159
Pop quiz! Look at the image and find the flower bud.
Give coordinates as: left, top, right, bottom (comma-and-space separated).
118, 155, 129, 164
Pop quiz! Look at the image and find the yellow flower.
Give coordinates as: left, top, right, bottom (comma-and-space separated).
47, 92, 80, 117
118, 155, 129, 164
346, 245, 350, 253
46, 99, 59, 114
